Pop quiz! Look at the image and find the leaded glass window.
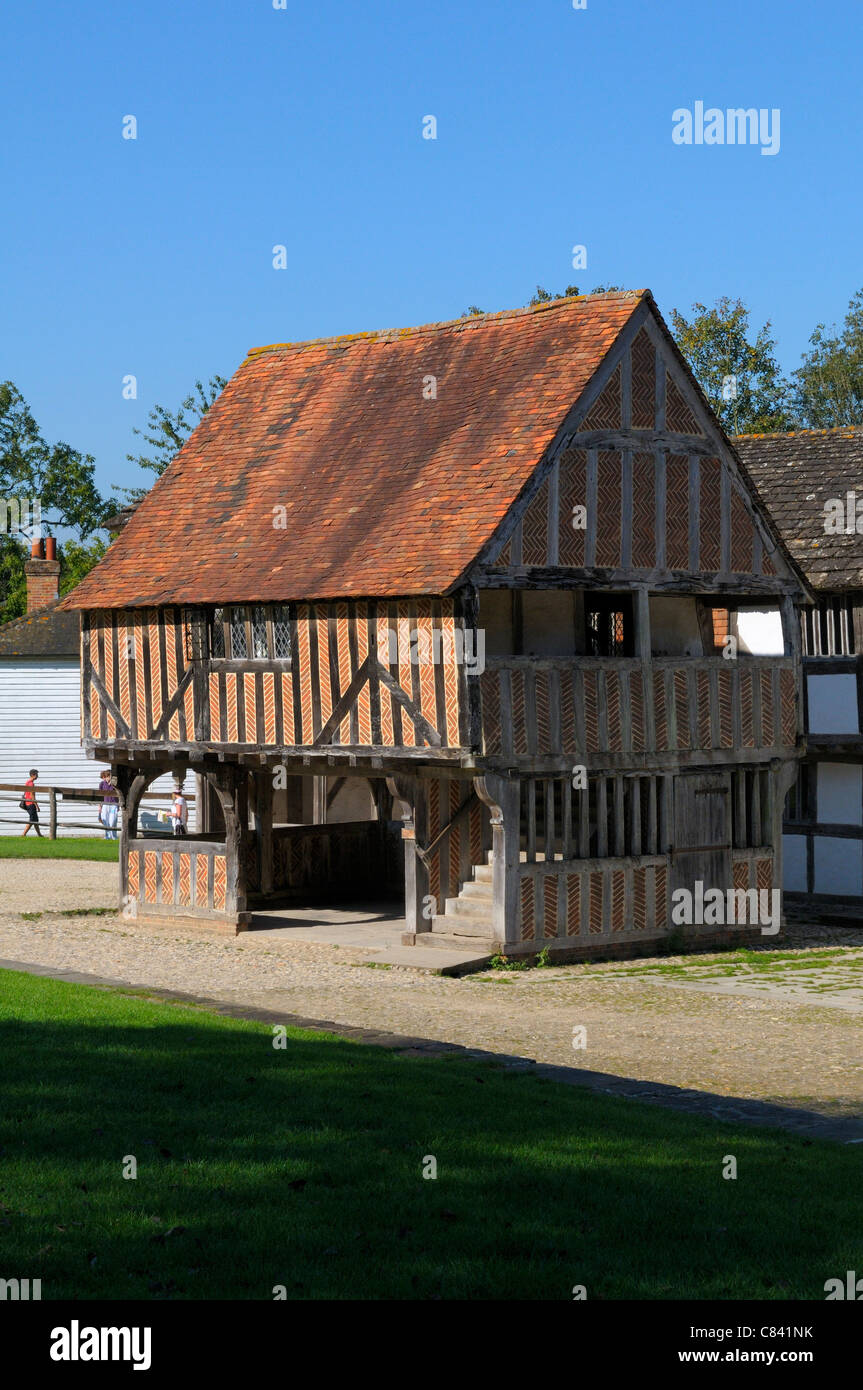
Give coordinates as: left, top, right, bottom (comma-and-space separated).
273, 605, 291, 659
210, 607, 225, 657
251, 606, 268, 659
230, 607, 248, 658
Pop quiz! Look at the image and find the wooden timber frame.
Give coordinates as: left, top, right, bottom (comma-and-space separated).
80, 293, 808, 951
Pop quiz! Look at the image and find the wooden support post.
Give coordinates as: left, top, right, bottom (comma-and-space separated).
780, 593, 803, 740
195, 772, 208, 835
635, 585, 651, 662
115, 766, 146, 919
209, 764, 248, 928
387, 775, 431, 934
772, 757, 799, 928
476, 774, 521, 946
312, 775, 327, 824
255, 770, 274, 896
49, 787, 57, 840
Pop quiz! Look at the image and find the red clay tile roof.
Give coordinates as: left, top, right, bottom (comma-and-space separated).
63, 292, 646, 609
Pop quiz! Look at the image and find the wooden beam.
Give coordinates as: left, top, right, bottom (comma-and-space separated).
471, 566, 799, 596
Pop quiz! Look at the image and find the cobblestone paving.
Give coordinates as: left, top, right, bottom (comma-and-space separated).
2, 862, 862, 1136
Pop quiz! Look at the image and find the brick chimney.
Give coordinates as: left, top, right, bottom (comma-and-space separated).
25, 537, 60, 612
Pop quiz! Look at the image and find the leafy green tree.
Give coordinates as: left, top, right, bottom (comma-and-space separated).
59, 537, 109, 596
670, 297, 793, 435
529, 285, 623, 305
461, 286, 625, 319
529, 285, 582, 304
0, 534, 108, 620
0, 382, 107, 538
793, 289, 863, 427
119, 375, 226, 501
0, 533, 26, 622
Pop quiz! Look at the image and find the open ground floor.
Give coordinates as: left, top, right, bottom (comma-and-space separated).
107, 753, 797, 960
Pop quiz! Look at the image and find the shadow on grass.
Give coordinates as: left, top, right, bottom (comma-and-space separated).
1, 969, 861, 1301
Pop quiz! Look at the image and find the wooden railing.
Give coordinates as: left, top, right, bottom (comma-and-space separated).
0, 782, 195, 838
480, 656, 798, 762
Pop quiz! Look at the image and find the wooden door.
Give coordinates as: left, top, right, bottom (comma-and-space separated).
671, 772, 732, 920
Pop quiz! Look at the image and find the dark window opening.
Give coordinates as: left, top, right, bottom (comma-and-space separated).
731, 768, 771, 848
585, 594, 633, 657
784, 764, 812, 823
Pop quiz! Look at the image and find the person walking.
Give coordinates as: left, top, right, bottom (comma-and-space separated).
98, 769, 119, 839
171, 782, 188, 838
20, 768, 41, 837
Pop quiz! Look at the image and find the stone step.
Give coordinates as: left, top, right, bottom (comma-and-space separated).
461, 880, 494, 900
376, 943, 492, 974
473, 864, 493, 883
445, 895, 494, 919
432, 912, 496, 939
401, 932, 495, 967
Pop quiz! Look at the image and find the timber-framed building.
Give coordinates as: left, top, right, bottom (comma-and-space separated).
737, 426, 863, 916
62, 291, 808, 956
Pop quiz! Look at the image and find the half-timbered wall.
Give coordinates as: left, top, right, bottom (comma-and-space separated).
481, 657, 797, 763
507, 771, 775, 945
127, 838, 228, 920
82, 599, 468, 753
478, 322, 782, 583
515, 848, 773, 947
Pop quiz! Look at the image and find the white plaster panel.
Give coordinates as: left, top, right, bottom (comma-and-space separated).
806, 673, 859, 734
813, 835, 863, 895
817, 762, 863, 826
782, 834, 808, 892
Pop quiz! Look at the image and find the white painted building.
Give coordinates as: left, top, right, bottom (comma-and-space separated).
0, 551, 182, 835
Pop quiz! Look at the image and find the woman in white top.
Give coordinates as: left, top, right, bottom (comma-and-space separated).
171, 785, 188, 838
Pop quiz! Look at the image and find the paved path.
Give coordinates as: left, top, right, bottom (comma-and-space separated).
2, 861, 862, 1141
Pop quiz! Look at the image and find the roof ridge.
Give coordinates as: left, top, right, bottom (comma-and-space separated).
244, 290, 648, 360
735, 424, 863, 441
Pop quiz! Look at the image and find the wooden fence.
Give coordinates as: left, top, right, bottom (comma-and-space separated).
0, 782, 195, 838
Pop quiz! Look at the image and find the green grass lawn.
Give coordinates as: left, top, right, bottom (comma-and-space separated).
0, 836, 118, 861
1, 967, 861, 1301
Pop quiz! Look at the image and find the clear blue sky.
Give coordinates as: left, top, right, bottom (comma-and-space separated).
2, 0, 861, 502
